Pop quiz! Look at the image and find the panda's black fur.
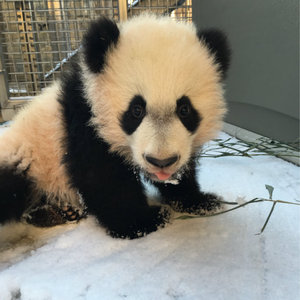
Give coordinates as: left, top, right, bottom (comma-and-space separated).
0, 167, 31, 223
0, 15, 230, 239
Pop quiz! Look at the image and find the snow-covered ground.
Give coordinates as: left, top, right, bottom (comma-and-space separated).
0, 125, 299, 300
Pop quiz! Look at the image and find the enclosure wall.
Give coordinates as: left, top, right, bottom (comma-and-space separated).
193, 0, 299, 143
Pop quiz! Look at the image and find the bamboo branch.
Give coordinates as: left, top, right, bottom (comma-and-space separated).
175, 185, 300, 234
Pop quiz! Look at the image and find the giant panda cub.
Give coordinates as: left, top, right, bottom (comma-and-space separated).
0, 15, 230, 239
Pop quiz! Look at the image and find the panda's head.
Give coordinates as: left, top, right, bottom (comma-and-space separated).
81, 15, 230, 182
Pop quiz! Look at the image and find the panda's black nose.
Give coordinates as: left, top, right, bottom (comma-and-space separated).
145, 155, 179, 168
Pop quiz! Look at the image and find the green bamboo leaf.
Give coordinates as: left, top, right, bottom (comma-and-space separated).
265, 185, 274, 200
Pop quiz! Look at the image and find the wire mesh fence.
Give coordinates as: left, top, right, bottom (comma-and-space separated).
0, 0, 119, 98
0, 0, 192, 100
128, 0, 192, 21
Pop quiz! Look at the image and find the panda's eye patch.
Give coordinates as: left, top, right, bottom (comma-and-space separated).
120, 95, 146, 135
176, 96, 201, 133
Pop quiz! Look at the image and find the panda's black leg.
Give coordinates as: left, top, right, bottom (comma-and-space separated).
153, 161, 222, 214
79, 175, 170, 239
0, 166, 31, 223
98, 201, 170, 239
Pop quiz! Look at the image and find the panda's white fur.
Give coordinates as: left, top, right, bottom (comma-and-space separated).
0, 15, 230, 239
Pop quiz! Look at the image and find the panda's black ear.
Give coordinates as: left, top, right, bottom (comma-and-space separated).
197, 29, 231, 79
83, 17, 120, 73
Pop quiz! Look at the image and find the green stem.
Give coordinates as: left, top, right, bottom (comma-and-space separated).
256, 201, 277, 235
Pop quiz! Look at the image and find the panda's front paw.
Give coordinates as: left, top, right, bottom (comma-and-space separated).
107, 206, 171, 239
196, 192, 224, 215
170, 192, 223, 215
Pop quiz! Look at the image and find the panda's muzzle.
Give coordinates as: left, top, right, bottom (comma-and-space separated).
144, 155, 179, 168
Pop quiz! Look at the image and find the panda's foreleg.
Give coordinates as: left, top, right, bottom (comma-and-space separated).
97, 199, 170, 239
0, 166, 31, 223
153, 160, 222, 214
78, 172, 170, 239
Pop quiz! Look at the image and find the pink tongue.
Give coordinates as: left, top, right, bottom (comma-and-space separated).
154, 171, 171, 181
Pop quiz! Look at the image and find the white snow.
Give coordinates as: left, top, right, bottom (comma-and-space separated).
0, 126, 299, 300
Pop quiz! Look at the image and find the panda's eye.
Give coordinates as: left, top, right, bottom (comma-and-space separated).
131, 104, 145, 119
178, 103, 191, 118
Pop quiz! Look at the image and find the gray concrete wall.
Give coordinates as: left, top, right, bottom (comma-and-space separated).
193, 0, 299, 143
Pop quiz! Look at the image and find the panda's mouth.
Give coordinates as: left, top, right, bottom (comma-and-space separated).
137, 158, 189, 184
142, 168, 185, 184
153, 171, 172, 181
141, 169, 172, 182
